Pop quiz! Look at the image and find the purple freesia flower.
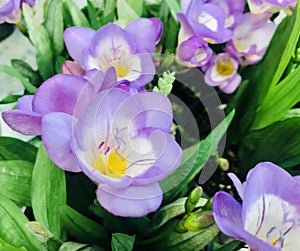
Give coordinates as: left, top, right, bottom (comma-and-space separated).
213, 162, 300, 250
63, 18, 162, 87
248, 0, 297, 14
0, 0, 34, 23
204, 53, 241, 93
177, 0, 232, 44
42, 88, 182, 217
176, 36, 213, 67
225, 13, 277, 65
2, 69, 118, 137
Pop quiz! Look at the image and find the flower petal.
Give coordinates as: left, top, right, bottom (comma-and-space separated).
242, 162, 300, 241
125, 18, 162, 53
2, 110, 41, 135
132, 131, 182, 185
64, 27, 96, 65
42, 112, 81, 172
32, 74, 89, 117
213, 192, 279, 251
96, 182, 163, 217
227, 172, 244, 200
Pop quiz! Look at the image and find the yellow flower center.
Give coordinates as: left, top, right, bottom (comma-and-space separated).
216, 58, 234, 76
93, 150, 128, 178
115, 64, 130, 78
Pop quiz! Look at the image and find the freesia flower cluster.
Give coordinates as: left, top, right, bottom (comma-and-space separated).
2, 18, 182, 217
176, 0, 296, 93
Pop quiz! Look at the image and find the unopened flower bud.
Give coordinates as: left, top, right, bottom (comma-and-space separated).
218, 158, 229, 171
185, 186, 202, 213
61, 60, 85, 76
183, 211, 215, 232
175, 217, 188, 233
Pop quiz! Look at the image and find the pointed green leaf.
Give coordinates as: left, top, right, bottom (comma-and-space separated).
0, 137, 37, 162
11, 59, 41, 87
0, 65, 36, 93
102, 0, 116, 24
87, 0, 101, 29
111, 233, 135, 251
0, 94, 23, 104
127, 0, 143, 16
165, 0, 181, 21
239, 117, 300, 174
31, 144, 66, 239
63, 0, 90, 27
23, 4, 55, 80
44, 0, 64, 55
0, 194, 42, 250
0, 160, 33, 206
59, 242, 105, 251
251, 64, 300, 130
214, 240, 241, 251
160, 110, 235, 203
60, 205, 109, 247
117, 0, 139, 22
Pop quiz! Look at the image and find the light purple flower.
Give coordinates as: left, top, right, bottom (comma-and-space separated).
204, 53, 241, 94
176, 36, 213, 67
63, 18, 162, 87
206, 0, 244, 29
42, 88, 182, 217
225, 13, 277, 65
2, 69, 118, 137
248, 0, 297, 15
213, 162, 300, 251
0, 0, 34, 23
177, 0, 232, 44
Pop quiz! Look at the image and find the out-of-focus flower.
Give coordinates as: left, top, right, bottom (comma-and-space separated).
42, 88, 182, 217
63, 18, 162, 87
226, 13, 277, 65
177, 0, 232, 44
0, 0, 34, 23
176, 36, 213, 67
248, 0, 297, 15
204, 53, 241, 93
213, 162, 300, 251
206, 0, 244, 29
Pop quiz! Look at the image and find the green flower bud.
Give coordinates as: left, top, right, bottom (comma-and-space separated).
183, 211, 215, 232
217, 158, 229, 171
175, 217, 188, 233
185, 186, 203, 213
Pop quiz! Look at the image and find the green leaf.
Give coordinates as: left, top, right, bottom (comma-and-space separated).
87, 0, 100, 29
127, 0, 143, 16
143, 223, 219, 251
0, 194, 42, 250
251, 64, 300, 130
102, 0, 116, 24
117, 0, 139, 23
239, 117, 300, 174
60, 205, 109, 248
0, 65, 37, 93
0, 160, 33, 206
165, 0, 181, 21
230, 4, 300, 137
31, 144, 66, 239
0, 94, 22, 104
11, 59, 41, 87
214, 240, 241, 251
0, 236, 27, 251
149, 197, 207, 232
0, 137, 37, 162
59, 242, 105, 251
63, 0, 90, 27
111, 233, 135, 251
23, 5, 55, 80
44, 0, 64, 55
160, 110, 235, 203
